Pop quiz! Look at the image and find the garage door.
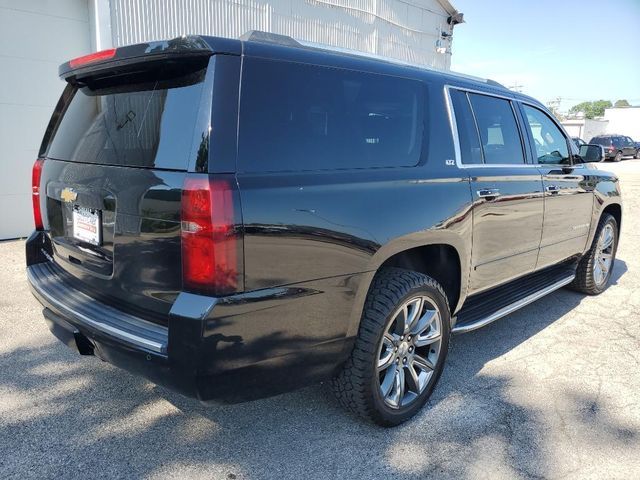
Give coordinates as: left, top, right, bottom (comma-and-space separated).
0, 0, 90, 239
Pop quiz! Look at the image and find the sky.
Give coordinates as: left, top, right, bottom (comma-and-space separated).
449, 0, 640, 112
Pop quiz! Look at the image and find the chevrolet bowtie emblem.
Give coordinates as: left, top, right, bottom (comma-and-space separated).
61, 188, 77, 203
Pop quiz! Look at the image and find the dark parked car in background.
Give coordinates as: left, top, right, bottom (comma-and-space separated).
26, 32, 623, 426
590, 134, 639, 161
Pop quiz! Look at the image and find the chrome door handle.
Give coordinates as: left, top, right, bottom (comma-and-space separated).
546, 185, 560, 193
477, 188, 500, 199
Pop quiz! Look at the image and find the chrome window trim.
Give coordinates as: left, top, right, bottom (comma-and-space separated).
444, 84, 537, 169
444, 84, 575, 170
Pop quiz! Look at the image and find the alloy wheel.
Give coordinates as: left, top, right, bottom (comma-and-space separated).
593, 223, 615, 286
376, 295, 442, 409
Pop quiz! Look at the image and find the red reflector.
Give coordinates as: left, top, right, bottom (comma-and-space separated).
69, 48, 117, 68
181, 176, 239, 295
32, 159, 44, 230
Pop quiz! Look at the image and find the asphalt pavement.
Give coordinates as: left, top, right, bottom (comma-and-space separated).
1, 160, 639, 479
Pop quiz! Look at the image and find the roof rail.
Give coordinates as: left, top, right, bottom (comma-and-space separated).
239, 31, 505, 89
300, 39, 504, 87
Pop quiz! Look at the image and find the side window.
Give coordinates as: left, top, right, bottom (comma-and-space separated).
238, 58, 425, 172
522, 105, 570, 165
467, 93, 525, 165
450, 89, 482, 164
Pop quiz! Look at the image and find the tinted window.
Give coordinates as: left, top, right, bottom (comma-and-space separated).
47, 69, 206, 169
238, 59, 425, 172
522, 105, 570, 164
450, 89, 482, 164
467, 93, 525, 165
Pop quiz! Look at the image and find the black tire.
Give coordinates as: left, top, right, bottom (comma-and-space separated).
331, 268, 450, 426
569, 213, 618, 295
635, 149, 640, 159
614, 151, 623, 162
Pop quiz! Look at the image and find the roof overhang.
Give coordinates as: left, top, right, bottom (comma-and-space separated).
436, 0, 459, 17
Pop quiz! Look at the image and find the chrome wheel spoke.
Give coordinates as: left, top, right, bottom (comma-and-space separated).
404, 297, 423, 333
377, 334, 396, 371
598, 258, 609, 274
601, 227, 614, 250
594, 264, 604, 284
410, 308, 436, 336
413, 310, 441, 347
388, 368, 405, 408
405, 363, 421, 393
413, 353, 435, 372
380, 366, 396, 397
378, 351, 394, 372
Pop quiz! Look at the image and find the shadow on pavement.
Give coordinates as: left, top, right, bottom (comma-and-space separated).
0, 259, 636, 479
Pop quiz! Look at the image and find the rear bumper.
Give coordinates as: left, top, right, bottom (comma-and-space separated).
28, 261, 168, 354
26, 231, 353, 403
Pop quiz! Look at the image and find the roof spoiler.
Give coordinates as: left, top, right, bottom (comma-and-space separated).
59, 36, 213, 83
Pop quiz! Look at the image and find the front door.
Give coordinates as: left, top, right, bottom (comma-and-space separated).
624, 136, 637, 157
519, 104, 594, 269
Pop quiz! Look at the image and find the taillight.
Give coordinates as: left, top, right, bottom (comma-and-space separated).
69, 48, 117, 68
32, 159, 44, 230
181, 175, 241, 296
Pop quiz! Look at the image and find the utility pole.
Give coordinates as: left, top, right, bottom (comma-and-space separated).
547, 96, 563, 120
508, 82, 524, 93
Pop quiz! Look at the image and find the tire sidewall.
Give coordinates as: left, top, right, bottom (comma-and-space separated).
368, 281, 451, 426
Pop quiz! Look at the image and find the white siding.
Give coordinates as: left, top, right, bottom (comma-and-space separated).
109, 0, 455, 69
604, 107, 640, 140
0, 0, 91, 239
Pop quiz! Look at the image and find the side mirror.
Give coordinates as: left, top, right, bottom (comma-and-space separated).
579, 144, 605, 163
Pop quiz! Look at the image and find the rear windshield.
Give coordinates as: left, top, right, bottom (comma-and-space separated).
47, 68, 206, 170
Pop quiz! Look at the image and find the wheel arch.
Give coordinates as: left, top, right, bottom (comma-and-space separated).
345, 240, 469, 340
378, 244, 462, 316
602, 203, 622, 234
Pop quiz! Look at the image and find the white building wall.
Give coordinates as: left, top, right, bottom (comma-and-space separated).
0, 0, 92, 239
109, 0, 456, 69
604, 107, 640, 140
561, 119, 608, 143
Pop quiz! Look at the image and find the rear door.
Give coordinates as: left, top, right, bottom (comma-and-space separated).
518, 103, 594, 269
448, 88, 544, 293
39, 52, 214, 324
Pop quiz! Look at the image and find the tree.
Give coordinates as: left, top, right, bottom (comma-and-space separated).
614, 99, 630, 107
568, 100, 612, 119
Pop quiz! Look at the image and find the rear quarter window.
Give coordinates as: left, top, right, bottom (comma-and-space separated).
238, 58, 426, 172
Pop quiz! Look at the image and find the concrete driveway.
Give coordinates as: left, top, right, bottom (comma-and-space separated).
1, 160, 639, 479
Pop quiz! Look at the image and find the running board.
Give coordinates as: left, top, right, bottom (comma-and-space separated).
452, 269, 575, 334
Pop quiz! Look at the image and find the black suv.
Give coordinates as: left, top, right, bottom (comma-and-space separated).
27, 32, 622, 426
590, 134, 639, 161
